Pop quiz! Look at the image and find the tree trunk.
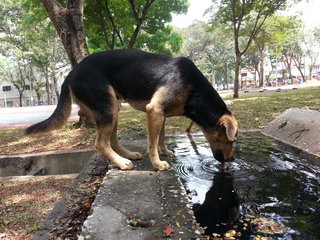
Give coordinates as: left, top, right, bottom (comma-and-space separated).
224, 62, 229, 89
51, 66, 60, 100
41, 0, 89, 67
19, 93, 23, 107
233, 55, 241, 98
259, 54, 264, 87
43, 68, 52, 105
293, 57, 306, 82
308, 67, 312, 81
41, 0, 91, 127
35, 89, 42, 105
288, 66, 293, 84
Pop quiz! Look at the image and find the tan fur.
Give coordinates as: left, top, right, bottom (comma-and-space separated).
145, 88, 170, 170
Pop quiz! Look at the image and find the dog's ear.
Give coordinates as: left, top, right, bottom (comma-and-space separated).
220, 115, 239, 142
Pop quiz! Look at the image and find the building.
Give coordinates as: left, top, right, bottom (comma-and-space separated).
0, 80, 54, 108
240, 67, 257, 88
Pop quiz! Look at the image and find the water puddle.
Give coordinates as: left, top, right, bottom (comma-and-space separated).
171, 131, 320, 239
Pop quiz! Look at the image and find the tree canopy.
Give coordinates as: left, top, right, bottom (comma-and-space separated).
84, 0, 188, 55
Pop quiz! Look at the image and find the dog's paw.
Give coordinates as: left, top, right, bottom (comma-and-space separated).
117, 159, 134, 170
153, 160, 170, 171
160, 149, 174, 158
127, 151, 143, 160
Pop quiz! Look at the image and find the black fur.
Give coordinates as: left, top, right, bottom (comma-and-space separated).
26, 49, 230, 134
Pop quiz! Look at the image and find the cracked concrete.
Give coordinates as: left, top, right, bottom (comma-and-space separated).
80, 169, 200, 240
262, 108, 320, 157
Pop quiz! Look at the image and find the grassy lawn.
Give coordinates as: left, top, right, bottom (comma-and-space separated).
227, 87, 320, 129
0, 86, 319, 239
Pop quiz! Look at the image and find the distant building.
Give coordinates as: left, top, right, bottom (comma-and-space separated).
240, 67, 257, 88
0, 81, 55, 108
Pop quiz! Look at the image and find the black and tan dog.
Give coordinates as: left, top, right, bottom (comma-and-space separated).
25, 49, 239, 171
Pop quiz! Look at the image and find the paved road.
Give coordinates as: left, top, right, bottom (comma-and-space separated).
0, 104, 79, 128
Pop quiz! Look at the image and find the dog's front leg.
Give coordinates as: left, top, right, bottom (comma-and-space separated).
146, 104, 170, 171
158, 119, 174, 157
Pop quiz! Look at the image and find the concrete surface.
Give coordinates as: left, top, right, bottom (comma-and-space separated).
80, 169, 200, 240
0, 149, 95, 178
262, 108, 320, 157
0, 104, 79, 128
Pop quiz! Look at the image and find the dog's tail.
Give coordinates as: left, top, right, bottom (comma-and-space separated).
25, 80, 72, 135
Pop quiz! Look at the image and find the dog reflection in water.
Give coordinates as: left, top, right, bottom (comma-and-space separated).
193, 172, 239, 235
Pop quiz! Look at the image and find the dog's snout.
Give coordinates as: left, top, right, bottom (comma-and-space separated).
214, 150, 224, 162
214, 150, 235, 162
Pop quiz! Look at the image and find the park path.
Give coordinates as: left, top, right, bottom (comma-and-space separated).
0, 104, 79, 128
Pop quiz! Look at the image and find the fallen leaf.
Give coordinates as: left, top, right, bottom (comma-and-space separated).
164, 225, 174, 236
83, 199, 91, 210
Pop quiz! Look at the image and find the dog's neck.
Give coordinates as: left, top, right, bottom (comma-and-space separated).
184, 83, 230, 129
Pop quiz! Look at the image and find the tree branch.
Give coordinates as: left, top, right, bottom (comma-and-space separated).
127, 0, 156, 48
105, 0, 124, 47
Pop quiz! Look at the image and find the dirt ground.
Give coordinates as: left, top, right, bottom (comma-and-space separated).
0, 176, 74, 240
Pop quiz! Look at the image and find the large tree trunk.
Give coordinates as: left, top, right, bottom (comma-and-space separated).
41, 0, 92, 127
41, 0, 89, 67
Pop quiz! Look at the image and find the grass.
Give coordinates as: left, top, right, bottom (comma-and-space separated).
227, 87, 320, 129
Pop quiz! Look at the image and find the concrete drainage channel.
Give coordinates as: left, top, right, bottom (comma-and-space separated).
0, 149, 96, 178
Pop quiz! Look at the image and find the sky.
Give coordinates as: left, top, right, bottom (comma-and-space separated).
171, 0, 320, 29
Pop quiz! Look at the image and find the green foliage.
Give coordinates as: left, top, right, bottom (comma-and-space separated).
84, 0, 188, 55
0, 0, 69, 105
179, 21, 235, 88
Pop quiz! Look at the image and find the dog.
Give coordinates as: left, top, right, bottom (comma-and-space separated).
25, 49, 239, 171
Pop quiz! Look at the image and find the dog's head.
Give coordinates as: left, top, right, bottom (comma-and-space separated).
203, 114, 239, 162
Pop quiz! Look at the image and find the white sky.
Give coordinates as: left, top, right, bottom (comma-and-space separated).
171, 0, 320, 29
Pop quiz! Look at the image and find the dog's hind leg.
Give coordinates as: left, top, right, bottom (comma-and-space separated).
111, 116, 143, 160
91, 86, 134, 170
158, 119, 174, 157
95, 124, 134, 170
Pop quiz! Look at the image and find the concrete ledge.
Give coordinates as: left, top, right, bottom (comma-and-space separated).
31, 137, 201, 239
0, 149, 95, 178
262, 108, 320, 157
